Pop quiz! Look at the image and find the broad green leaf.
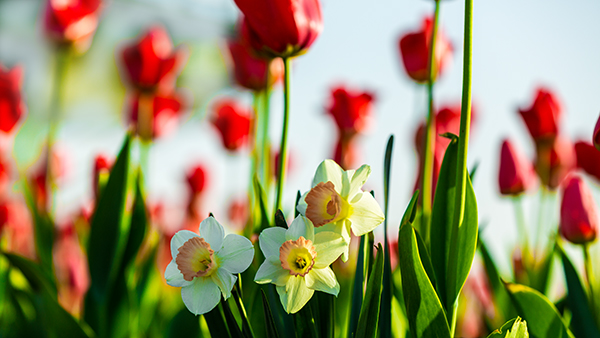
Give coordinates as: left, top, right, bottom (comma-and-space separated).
166, 307, 202, 338
275, 209, 287, 229
1, 252, 55, 297
348, 234, 366, 337
34, 292, 95, 338
204, 304, 231, 338
356, 243, 385, 338
557, 245, 600, 337
232, 286, 255, 338
401, 191, 420, 227
261, 290, 280, 338
479, 237, 515, 324
380, 135, 394, 338
487, 317, 529, 338
505, 282, 574, 338
293, 300, 318, 338
310, 291, 334, 338
398, 223, 451, 338
222, 299, 245, 338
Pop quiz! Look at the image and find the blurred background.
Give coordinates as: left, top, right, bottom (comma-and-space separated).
1, 0, 600, 277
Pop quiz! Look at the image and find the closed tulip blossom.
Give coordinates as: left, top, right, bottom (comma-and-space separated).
121, 26, 188, 92
593, 113, 600, 151
560, 175, 598, 244
326, 86, 375, 136
0, 64, 26, 134
297, 160, 385, 261
127, 91, 185, 141
498, 139, 536, 195
575, 141, 600, 182
234, 0, 323, 58
534, 136, 575, 190
211, 99, 253, 152
165, 216, 254, 315
43, 0, 102, 51
255, 215, 346, 314
518, 87, 562, 142
398, 17, 453, 84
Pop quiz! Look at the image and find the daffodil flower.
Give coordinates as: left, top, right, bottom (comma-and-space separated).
255, 215, 346, 314
165, 216, 254, 315
297, 160, 385, 261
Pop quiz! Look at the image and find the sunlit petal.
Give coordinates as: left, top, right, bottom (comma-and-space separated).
313, 231, 346, 268
165, 260, 193, 287
211, 267, 237, 299
259, 227, 287, 258
305, 267, 339, 296
199, 217, 225, 250
277, 276, 314, 314
286, 215, 315, 242
348, 192, 385, 236
218, 234, 254, 273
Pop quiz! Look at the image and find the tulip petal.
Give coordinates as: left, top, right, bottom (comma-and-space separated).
259, 227, 287, 258
313, 231, 346, 268
218, 234, 254, 274
181, 277, 221, 315
305, 267, 339, 296
170, 230, 200, 261
348, 192, 385, 236
312, 160, 343, 192
211, 268, 237, 299
255, 256, 290, 286
277, 275, 314, 314
165, 260, 193, 287
286, 215, 315, 242
199, 217, 224, 250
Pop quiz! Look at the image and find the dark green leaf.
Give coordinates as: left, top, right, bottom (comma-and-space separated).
293, 300, 318, 338
22, 182, 55, 278
380, 135, 394, 338
479, 237, 515, 324
254, 176, 271, 231
401, 191, 420, 227
349, 234, 366, 337
121, 171, 148, 272
222, 299, 244, 338
166, 307, 201, 338
204, 304, 231, 338
233, 286, 255, 338
261, 290, 280, 338
295, 191, 302, 218
275, 209, 288, 229
2, 252, 55, 297
356, 243, 384, 338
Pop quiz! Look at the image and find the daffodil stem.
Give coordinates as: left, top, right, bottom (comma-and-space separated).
446, 0, 473, 333
420, 0, 440, 247
274, 57, 291, 218
583, 243, 598, 322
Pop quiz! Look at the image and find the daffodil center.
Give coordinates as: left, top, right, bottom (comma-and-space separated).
279, 236, 317, 277
176, 237, 217, 281
305, 181, 351, 227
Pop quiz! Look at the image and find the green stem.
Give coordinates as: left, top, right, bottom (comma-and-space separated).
246, 91, 261, 238
262, 79, 272, 189
274, 57, 291, 217
583, 243, 598, 322
420, 0, 440, 248
533, 188, 547, 263
446, 0, 473, 333
512, 196, 529, 258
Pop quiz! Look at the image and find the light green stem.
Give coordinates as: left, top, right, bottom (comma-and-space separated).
583, 244, 598, 322
512, 196, 529, 258
261, 83, 272, 189
274, 57, 291, 217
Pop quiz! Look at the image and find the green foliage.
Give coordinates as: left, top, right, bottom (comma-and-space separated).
380, 135, 394, 338
356, 243, 385, 338
487, 317, 529, 338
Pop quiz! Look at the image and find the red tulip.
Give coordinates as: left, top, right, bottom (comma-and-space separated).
0, 199, 35, 259
534, 136, 575, 190
228, 20, 284, 91
211, 99, 252, 152
326, 86, 375, 135
186, 164, 207, 196
234, 0, 323, 58
0, 155, 10, 194
593, 113, 600, 151
127, 91, 185, 141
43, 0, 102, 50
498, 139, 536, 195
398, 17, 453, 84
121, 26, 188, 92
333, 134, 359, 171
0, 64, 26, 134
93, 154, 112, 198
227, 197, 249, 232
560, 175, 598, 244
518, 87, 562, 141
575, 141, 600, 182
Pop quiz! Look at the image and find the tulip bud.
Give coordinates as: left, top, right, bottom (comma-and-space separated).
0, 64, 26, 134
398, 17, 453, 84
93, 154, 112, 199
127, 91, 185, 141
498, 139, 536, 195
593, 113, 600, 151
534, 136, 575, 190
560, 175, 598, 244
43, 0, 102, 52
211, 98, 252, 152
326, 86, 375, 135
518, 87, 562, 142
234, 0, 323, 58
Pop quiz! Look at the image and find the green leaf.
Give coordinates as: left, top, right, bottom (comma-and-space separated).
380, 135, 394, 338
348, 234, 366, 337
222, 299, 244, 338
1, 252, 55, 297
487, 317, 529, 338
254, 176, 271, 231
557, 245, 600, 337
293, 300, 318, 338
120, 171, 148, 272
398, 223, 451, 338
204, 304, 231, 338
232, 286, 255, 338
478, 237, 515, 324
261, 290, 280, 338
22, 181, 55, 278
505, 282, 574, 338
275, 209, 288, 229
34, 292, 95, 338
166, 307, 201, 338
356, 243, 384, 338
401, 191, 420, 227
312, 292, 334, 338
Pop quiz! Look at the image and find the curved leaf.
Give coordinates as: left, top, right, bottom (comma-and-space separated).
356, 243, 384, 338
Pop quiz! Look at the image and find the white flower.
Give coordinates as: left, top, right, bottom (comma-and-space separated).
254, 215, 346, 314
297, 160, 385, 261
165, 217, 254, 315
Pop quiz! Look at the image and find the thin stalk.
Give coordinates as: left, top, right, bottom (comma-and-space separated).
261, 73, 272, 188
420, 0, 441, 247
512, 196, 530, 258
274, 57, 291, 216
583, 243, 598, 322
533, 188, 547, 263
446, 0, 474, 333
246, 91, 261, 238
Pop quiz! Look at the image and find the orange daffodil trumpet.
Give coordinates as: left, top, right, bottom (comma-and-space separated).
165, 216, 254, 315
297, 160, 385, 261
255, 215, 346, 314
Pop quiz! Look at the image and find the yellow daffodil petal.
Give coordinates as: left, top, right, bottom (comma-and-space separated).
199, 217, 225, 251
259, 227, 287, 258
218, 234, 254, 274
312, 159, 343, 191
285, 215, 315, 242
165, 260, 193, 287
255, 256, 290, 286
181, 277, 220, 315
313, 231, 346, 268
170, 230, 200, 262
305, 267, 340, 296
348, 191, 385, 236
277, 275, 314, 314
211, 267, 237, 299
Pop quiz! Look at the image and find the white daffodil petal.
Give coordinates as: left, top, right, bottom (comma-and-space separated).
296, 192, 308, 216
259, 227, 287, 258
313, 231, 346, 268
312, 160, 343, 191
340, 169, 354, 198
181, 277, 221, 316
348, 192, 385, 236
199, 217, 225, 250
211, 268, 237, 300
286, 215, 315, 242
347, 165, 371, 198
277, 276, 314, 314
305, 267, 340, 296
165, 260, 193, 287
170, 230, 200, 261
255, 256, 289, 286
218, 234, 254, 274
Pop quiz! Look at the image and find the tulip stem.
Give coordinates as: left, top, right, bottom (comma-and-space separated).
274, 57, 291, 218
262, 83, 272, 189
420, 0, 441, 247
446, 0, 473, 333
583, 243, 598, 322
512, 196, 530, 259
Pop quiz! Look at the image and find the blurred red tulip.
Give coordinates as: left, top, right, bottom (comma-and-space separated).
0, 64, 26, 134
575, 141, 600, 182
228, 20, 284, 91
498, 139, 536, 195
127, 91, 185, 141
121, 26, 187, 92
93, 154, 112, 198
398, 17, 452, 84
211, 98, 253, 152
534, 136, 575, 190
518, 87, 562, 142
227, 197, 249, 232
560, 175, 598, 244
593, 113, 600, 151
43, 0, 102, 50
333, 135, 359, 171
0, 199, 35, 259
186, 164, 207, 196
326, 86, 375, 135
234, 0, 323, 58
0, 155, 10, 194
